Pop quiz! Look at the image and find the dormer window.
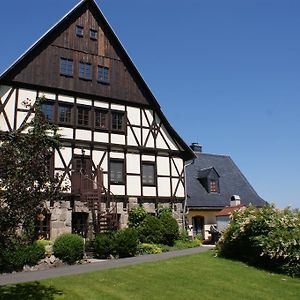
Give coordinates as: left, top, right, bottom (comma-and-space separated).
76, 25, 84, 37
210, 179, 217, 193
198, 167, 220, 194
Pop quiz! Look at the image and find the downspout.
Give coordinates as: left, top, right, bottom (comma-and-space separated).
182, 158, 195, 231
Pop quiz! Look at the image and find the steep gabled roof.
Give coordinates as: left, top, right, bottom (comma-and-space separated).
186, 152, 267, 208
0, 0, 195, 160
198, 167, 220, 179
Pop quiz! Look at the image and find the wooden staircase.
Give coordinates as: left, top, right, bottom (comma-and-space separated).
79, 166, 118, 234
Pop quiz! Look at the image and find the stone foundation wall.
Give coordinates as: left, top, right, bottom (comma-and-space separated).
46, 199, 185, 240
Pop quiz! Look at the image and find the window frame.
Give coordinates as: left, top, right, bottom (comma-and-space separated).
111, 111, 125, 133
77, 106, 90, 127
58, 104, 73, 125
60, 58, 73, 77
142, 161, 156, 186
76, 25, 84, 37
209, 179, 218, 193
89, 29, 98, 40
97, 65, 110, 84
41, 102, 54, 122
95, 109, 108, 130
79, 62, 92, 81
110, 159, 125, 185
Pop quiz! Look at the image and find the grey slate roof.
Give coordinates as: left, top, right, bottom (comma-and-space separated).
186, 152, 266, 209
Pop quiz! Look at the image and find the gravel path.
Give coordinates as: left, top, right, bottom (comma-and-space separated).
0, 245, 214, 286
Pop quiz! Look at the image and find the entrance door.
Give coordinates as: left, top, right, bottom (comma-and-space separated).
71, 155, 92, 194
192, 216, 204, 237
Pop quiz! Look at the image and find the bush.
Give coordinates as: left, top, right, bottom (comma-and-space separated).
159, 213, 179, 246
216, 205, 300, 277
53, 233, 84, 264
0, 241, 45, 272
94, 233, 116, 259
138, 215, 164, 244
128, 206, 147, 228
174, 239, 201, 249
137, 243, 162, 255
114, 228, 139, 258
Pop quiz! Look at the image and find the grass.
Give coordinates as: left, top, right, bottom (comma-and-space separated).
1, 251, 299, 299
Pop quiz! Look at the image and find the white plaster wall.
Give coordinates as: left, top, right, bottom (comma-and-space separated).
39, 92, 56, 100
160, 125, 179, 151
110, 152, 125, 159
111, 104, 125, 111
156, 133, 168, 150
171, 158, 184, 176
58, 95, 74, 103
55, 147, 72, 168
103, 174, 108, 189
16, 111, 28, 129
127, 129, 138, 146
93, 150, 108, 171
0, 114, 8, 131
127, 175, 141, 196
142, 111, 148, 127
127, 107, 140, 126
77, 98, 92, 106
157, 156, 170, 176
157, 177, 171, 197
143, 186, 156, 197
18, 89, 37, 104
76, 129, 91, 141
110, 185, 125, 195
59, 127, 73, 139
145, 110, 154, 124
111, 134, 125, 145
94, 131, 109, 143
74, 148, 90, 156
142, 155, 155, 162
173, 179, 185, 198
142, 129, 154, 148
94, 100, 109, 109
126, 153, 140, 174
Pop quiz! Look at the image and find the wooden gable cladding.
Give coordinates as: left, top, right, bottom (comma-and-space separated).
3, 1, 148, 106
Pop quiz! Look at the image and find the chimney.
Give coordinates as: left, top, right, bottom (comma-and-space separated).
190, 143, 202, 153
230, 195, 241, 207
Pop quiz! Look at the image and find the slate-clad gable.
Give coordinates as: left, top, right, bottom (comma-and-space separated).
187, 152, 266, 208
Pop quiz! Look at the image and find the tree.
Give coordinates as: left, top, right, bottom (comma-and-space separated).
0, 97, 63, 249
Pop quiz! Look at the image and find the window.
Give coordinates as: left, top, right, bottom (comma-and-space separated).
210, 179, 217, 193
79, 62, 92, 80
110, 160, 124, 184
111, 112, 124, 131
60, 58, 73, 76
58, 105, 72, 124
76, 25, 84, 37
72, 212, 88, 238
97, 66, 109, 83
95, 110, 108, 129
35, 212, 51, 240
90, 29, 98, 40
77, 107, 90, 126
142, 163, 155, 186
41, 103, 54, 121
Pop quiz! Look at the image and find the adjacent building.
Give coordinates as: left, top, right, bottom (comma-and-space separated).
186, 143, 266, 240
0, 0, 195, 239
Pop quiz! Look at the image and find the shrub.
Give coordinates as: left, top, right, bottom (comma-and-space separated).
137, 243, 162, 255
0, 241, 45, 272
159, 212, 179, 246
128, 206, 147, 228
174, 239, 201, 249
36, 239, 53, 257
94, 233, 116, 259
138, 215, 164, 244
216, 205, 300, 277
114, 228, 139, 258
53, 233, 84, 264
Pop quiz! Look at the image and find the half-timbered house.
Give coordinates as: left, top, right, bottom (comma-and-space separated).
0, 0, 195, 239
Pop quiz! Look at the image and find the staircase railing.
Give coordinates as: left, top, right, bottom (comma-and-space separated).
79, 165, 118, 234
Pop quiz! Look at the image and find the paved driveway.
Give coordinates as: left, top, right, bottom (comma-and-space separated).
0, 245, 214, 286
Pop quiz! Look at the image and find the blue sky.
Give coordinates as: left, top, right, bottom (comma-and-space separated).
0, 0, 299, 209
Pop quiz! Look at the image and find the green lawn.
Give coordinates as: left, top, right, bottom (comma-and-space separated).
1, 251, 299, 300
